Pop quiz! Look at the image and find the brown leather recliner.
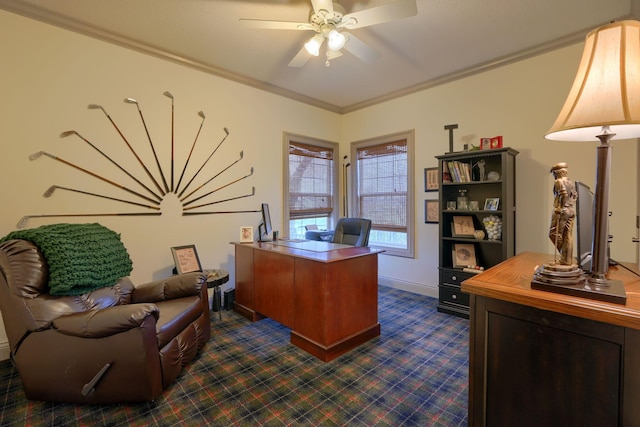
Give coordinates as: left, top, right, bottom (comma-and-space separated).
0, 239, 211, 403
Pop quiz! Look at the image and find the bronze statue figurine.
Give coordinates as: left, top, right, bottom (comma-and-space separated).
548, 162, 577, 266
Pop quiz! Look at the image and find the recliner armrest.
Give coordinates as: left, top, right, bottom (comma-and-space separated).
52, 303, 159, 338
131, 272, 206, 303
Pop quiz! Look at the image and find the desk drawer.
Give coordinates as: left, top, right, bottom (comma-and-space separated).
439, 284, 470, 307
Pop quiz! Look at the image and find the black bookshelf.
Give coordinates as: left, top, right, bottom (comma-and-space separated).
435, 147, 518, 318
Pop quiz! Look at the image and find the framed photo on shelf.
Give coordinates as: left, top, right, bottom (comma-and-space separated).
453, 243, 477, 268
240, 226, 253, 243
480, 136, 503, 149
425, 200, 439, 223
451, 215, 475, 237
484, 197, 500, 211
424, 167, 439, 191
171, 245, 202, 274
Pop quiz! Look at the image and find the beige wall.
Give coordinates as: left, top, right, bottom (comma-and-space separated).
1, 10, 637, 360
342, 44, 638, 295
0, 11, 341, 359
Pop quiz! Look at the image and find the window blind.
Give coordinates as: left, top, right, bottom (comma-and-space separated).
356, 140, 408, 232
289, 141, 334, 219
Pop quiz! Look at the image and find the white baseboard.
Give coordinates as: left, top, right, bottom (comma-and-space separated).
378, 275, 439, 299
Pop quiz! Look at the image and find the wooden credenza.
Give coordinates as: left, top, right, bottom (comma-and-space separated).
231, 240, 383, 362
462, 252, 640, 427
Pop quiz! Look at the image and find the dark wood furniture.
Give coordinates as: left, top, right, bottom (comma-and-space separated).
462, 252, 640, 426
436, 147, 518, 318
231, 241, 383, 361
173, 267, 229, 319
205, 269, 229, 320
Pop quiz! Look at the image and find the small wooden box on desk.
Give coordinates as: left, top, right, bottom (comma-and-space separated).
462, 252, 640, 427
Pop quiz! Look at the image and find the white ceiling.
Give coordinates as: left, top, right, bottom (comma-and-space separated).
1, 0, 639, 113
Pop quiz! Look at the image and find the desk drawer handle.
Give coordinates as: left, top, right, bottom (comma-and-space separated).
452, 275, 457, 281
452, 294, 457, 300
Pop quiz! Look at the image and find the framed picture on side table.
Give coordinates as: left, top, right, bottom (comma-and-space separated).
171, 245, 202, 274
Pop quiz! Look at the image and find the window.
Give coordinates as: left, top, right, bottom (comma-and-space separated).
351, 131, 414, 257
284, 133, 339, 239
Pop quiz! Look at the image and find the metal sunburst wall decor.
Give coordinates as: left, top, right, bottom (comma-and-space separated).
19, 91, 256, 228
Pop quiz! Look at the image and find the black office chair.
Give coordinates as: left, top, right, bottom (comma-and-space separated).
304, 224, 335, 241
331, 218, 372, 247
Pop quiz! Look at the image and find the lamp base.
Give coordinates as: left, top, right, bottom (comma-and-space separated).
532, 263, 626, 304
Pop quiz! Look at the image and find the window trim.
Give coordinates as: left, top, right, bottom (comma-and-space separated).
350, 130, 415, 258
283, 132, 339, 232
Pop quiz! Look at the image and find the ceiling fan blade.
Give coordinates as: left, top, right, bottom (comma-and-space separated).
288, 46, 312, 67
239, 19, 313, 31
311, 0, 334, 15
342, 32, 380, 63
326, 49, 343, 60
341, 0, 417, 29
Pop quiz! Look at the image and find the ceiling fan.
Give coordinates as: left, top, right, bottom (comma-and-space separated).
239, 0, 418, 67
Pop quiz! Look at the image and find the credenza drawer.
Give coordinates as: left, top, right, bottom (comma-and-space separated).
439, 284, 470, 307
441, 269, 474, 286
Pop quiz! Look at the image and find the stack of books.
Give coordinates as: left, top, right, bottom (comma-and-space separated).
443, 161, 472, 183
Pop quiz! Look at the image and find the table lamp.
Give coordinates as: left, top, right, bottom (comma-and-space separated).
544, 20, 640, 303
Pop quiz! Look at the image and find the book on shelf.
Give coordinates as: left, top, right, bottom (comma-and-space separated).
447, 160, 472, 183
453, 162, 463, 182
442, 162, 452, 183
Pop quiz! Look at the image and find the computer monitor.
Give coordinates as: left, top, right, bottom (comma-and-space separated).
258, 203, 272, 242
575, 181, 594, 272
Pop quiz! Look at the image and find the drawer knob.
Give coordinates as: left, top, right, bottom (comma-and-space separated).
452, 275, 457, 281
452, 294, 457, 300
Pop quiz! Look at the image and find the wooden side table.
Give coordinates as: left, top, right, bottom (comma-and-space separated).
205, 269, 229, 320
462, 252, 640, 426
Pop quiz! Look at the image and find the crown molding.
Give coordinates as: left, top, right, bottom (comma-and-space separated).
3, 2, 638, 115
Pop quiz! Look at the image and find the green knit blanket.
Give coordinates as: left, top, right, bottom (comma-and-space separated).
1, 223, 133, 296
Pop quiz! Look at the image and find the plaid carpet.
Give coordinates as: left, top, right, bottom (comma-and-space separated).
0, 286, 469, 426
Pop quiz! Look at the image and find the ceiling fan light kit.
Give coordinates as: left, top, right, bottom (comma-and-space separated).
240, 0, 418, 67
327, 29, 346, 51
304, 34, 324, 56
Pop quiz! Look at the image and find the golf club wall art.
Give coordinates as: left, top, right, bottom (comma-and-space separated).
19, 91, 257, 228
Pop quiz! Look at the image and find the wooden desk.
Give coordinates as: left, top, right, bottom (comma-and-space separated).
462, 252, 640, 426
232, 241, 383, 361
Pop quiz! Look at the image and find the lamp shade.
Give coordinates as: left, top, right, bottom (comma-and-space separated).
546, 20, 640, 141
